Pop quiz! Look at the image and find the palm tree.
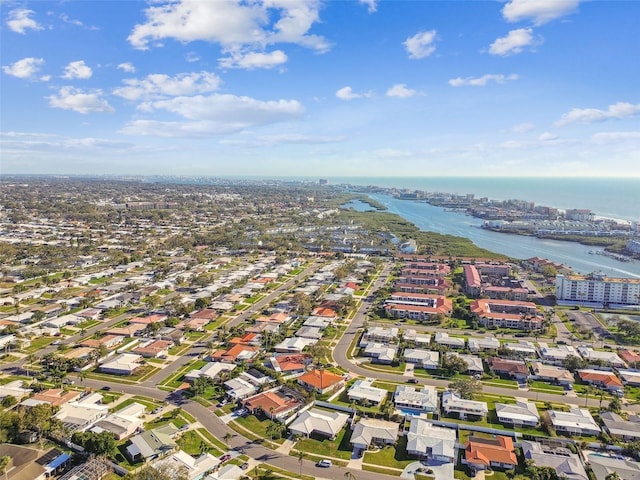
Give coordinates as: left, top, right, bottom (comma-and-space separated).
296, 450, 307, 478
344, 473, 357, 480
605, 473, 621, 480
223, 432, 234, 446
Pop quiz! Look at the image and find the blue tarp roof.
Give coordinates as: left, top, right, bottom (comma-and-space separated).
46, 452, 71, 470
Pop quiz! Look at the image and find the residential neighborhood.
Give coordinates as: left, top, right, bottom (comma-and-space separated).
1, 178, 640, 480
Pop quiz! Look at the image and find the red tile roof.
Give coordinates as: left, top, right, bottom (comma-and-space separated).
465, 436, 517, 467
297, 369, 344, 390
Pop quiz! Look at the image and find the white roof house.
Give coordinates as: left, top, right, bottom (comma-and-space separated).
0, 380, 32, 400
184, 362, 236, 383
55, 394, 109, 432
434, 332, 465, 348
403, 349, 439, 369
549, 408, 601, 436
295, 326, 323, 340
503, 341, 538, 357
288, 408, 349, 439
406, 419, 456, 462
154, 451, 220, 480
577, 346, 626, 368
468, 336, 500, 352
522, 441, 588, 480
91, 402, 146, 440
274, 337, 317, 353
350, 418, 399, 450
530, 362, 575, 385
393, 385, 438, 413
538, 342, 579, 363
348, 379, 388, 405
452, 353, 484, 374
360, 327, 399, 346
403, 329, 431, 346
617, 369, 640, 386
495, 400, 540, 427
362, 343, 397, 363
441, 390, 488, 419
99, 353, 143, 375
223, 377, 257, 400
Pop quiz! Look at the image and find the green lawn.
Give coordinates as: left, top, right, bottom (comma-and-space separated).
294, 427, 353, 460
363, 436, 414, 469
23, 336, 57, 352
232, 414, 285, 445
178, 430, 207, 455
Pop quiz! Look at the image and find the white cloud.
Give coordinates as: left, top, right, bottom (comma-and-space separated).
489, 28, 537, 56
47, 87, 114, 114
2, 57, 44, 79
62, 60, 93, 79
538, 132, 557, 141
359, 0, 377, 13
60, 13, 98, 30
6, 8, 42, 34
386, 83, 417, 98
219, 50, 288, 70
185, 52, 200, 63
143, 94, 304, 125
403, 30, 437, 59
449, 74, 519, 87
128, 0, 329, 54
224, 133, 346, 146
502, 0, 581, 25
117, 62, 136, 73
591, 131, 640, 143
335, 86, 372, 100
555, 102, 640, 126
511, 122, 535, 133
372, 148, 413, 158
113, 71, 222, 101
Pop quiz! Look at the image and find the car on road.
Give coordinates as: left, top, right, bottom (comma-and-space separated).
219, 454, 231, 462
316, 459, 332, 468
406, 378, 419, 384
101, 386, 111, 391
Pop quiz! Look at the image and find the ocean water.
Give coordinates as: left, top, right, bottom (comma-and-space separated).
326, 177, 640, 222
367, 193, 640, 279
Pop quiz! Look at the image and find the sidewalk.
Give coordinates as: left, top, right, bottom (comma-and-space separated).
275, 436, 296, 454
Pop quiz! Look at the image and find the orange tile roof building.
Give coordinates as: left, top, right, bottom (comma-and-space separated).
242, 388, 304, 420
297, 369, 345, 394
577, 369, 624, 392
471, 299, 543, 330
464, 436, 518, 471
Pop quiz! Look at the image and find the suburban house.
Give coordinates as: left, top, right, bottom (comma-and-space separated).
451, 353, 484, 376
91, 402, 146, 440
521, 441, 588, 480
287, 408, 349, 440
487, 358, 530, 382
464, 435, 518, 471
577, 347, 626, 368
538, 342, 579, 364
549, 408, 601, 436
403, 349, 439, 369
269, 353, 310, 375
441, 391, 488, 420
242, 387, 304, 421
402, 329, 431, 347
495, 400, 539, 427
530, 362, 575, 386
273, 337, 316, 353
393, 385, 439, 413
360, 327, 399, 346
99, 353, 143, 375
350, 418, 399, 450
153, 450, 220, 480
587, 454, 640, 480
348, 379, 388, 406
212, 343, 259, 363
406, 419, 456, 462
184, 362, 236, 383
619, 349, 640, 367
362, 343, 397, 364
617, 369, 640, 386
126, 424, 179, 462
132, 339, 173, 358
54, 393, 109, 433
600, 412, 640, 441
433, 332, 465, 349
577, 369, 624, 393
80, 334, 124, 350
0, 444, 72, 480
468, 336, 500, 353
0, 380, 32, 401
224, 370, 272, 401
21, 388, 81, 408
297, 369, 345, 395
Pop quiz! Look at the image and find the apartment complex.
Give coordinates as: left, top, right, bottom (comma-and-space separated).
555, 272, 640, 307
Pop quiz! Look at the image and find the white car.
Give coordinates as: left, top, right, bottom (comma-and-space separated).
316, 459, 332, 468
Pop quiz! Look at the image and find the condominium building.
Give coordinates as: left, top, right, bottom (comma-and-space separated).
555, 272, 640, 307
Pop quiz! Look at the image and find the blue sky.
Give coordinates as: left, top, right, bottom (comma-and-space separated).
1, 0, 639, 177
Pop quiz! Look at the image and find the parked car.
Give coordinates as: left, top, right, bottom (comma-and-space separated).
101, 386, 111, 391
316, 459, 332, 468
406, 378, 419, 384
219, 454, 231, 462
240, 462, 249, 470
